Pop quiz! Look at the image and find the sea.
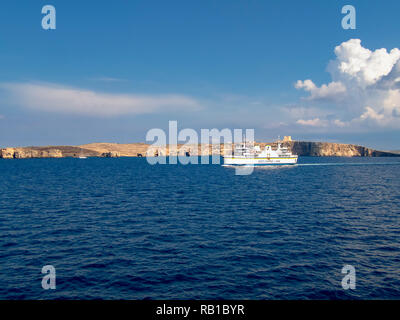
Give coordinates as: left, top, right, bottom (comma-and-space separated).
0, 156, 399, 299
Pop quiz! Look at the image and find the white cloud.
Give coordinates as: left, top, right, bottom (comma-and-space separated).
332, 119, 347, 128
295, 80, 346, 100
294, 39, 400, 129
297, 117, 351, 128
329, 39, 400, 87
359, 106, 385, 122
296, 118, 328, 127
0, 82, 200, 116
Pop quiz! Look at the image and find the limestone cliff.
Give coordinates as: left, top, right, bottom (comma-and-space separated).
0, 147, 63, 159
0, 141, 398, 158
80, 143, 148, 157
283, 141, 398, 157
0, 146, 100, 159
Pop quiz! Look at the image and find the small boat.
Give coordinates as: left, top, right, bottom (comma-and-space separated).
223, 142, 298, 166
78, 156, 87, 159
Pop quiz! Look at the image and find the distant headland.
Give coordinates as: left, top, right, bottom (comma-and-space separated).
1, 138, 399, 159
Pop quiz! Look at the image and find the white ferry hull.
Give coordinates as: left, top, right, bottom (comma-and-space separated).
223, 156, 298, 166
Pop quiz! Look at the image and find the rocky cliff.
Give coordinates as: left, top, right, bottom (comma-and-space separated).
283, 141, 398, 157
0, 146, 100, 159
0, 141, 398, 158
0, 147, 63, 159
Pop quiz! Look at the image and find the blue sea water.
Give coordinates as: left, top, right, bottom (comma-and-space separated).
0, 156, 400, 300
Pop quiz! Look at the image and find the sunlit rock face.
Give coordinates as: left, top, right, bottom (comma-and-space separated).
0, 148, 15, 159
0, 148, 63, 159
285, 141, 397, 157
0, 142, 398, 158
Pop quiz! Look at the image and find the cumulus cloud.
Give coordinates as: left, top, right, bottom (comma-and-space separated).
328, 39, 400, 87
295, 80, 346, 100
0, 82, 200, 116
295, 39, 400, 129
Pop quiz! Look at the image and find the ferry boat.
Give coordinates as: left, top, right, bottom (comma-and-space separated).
223, 142, 298, 166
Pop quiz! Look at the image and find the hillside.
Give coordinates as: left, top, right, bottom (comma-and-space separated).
1, 141, 399, 158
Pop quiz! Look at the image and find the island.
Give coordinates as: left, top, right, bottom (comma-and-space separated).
1, 138, 398, 159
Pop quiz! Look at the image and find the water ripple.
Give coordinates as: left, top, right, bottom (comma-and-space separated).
0, 157, 399, 299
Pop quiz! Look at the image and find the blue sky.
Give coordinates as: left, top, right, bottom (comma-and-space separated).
1, 0, 400, 149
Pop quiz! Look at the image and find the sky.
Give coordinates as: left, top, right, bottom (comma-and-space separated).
0, 0, 400, 149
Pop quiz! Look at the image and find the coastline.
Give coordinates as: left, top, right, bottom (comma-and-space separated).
1, 141, 399, 159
